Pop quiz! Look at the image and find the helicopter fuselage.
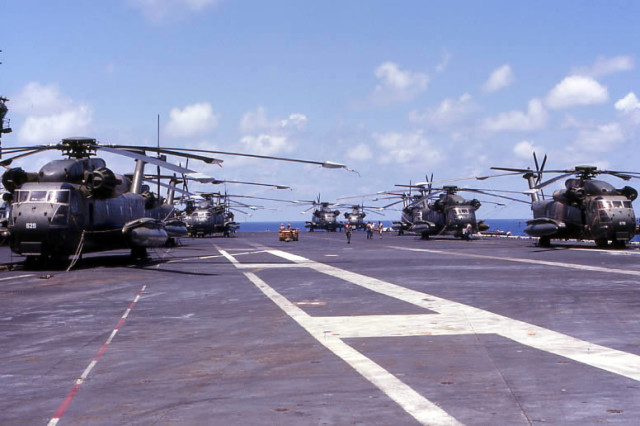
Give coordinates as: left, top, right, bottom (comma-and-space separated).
395, 191, 482, 238
306, 207, 342, 232
186, 203, 237, 237
523, 177, 637, 246
527, 195, 635, 245
8, 181, 170, 257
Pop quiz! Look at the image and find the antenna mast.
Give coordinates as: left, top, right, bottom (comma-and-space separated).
0, 50, 13, 159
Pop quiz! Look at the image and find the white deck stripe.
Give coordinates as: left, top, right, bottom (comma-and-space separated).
0, 274, 35, 282
264, 249, 640, 382
391, 246, 640, 277
219, 248, 462, 425
243, 270, 462, 426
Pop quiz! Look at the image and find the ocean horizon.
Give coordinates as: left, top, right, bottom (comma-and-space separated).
236, 219, 530, 236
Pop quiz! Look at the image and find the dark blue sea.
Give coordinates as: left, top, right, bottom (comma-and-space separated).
237, 219, 530, 236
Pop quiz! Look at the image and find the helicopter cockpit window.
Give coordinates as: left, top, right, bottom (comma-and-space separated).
48, 190, 70, 204
29, 191, 48, 202
597, 200, 611, 210
15, 190, 29, 203
623, 201, 632, 208
612, 201, 624, 208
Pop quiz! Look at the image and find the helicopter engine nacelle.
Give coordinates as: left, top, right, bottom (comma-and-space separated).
2, 167, 35, 193
553, 187, 585, 205
86, 167, 126, 198
469, 199, 481, 210
39, 158, 108, 183
618, 186, 638, 201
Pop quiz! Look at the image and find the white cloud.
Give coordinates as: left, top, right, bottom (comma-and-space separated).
545, 75, 608, 109
512, 141, 541, 160
239, 134, 292, 156
373, 131, 443, 165
573, 122, 624, 153
19, 106, 93, 143
240, 107, 307, 133
482, 64, 514, 93
481, 99, 548, 132
410, 93, 476, 128
371, 62, 429, 104
615, 92, 640, 113
435, 50, 452, 73
12, 82, 93, 143
345, 143, 373, 162
575, 55, 635, 77
129, 0, 221, 22
281, 113, 308, 131
165, 102, 219, 138
11, 82, 73, 115
236, 107, 307, 157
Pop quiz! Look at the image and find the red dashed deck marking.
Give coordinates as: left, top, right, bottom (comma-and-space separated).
47, 284, 146, 426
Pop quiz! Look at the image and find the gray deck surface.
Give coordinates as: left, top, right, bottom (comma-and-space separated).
2, 231, 640, 425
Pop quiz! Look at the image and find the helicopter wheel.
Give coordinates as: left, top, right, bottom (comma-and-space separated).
594, 238, 609, 248
131, 247, 149, 261
420, 232, 430, 240
612, 239, 626, 249
538, 236, 551, 247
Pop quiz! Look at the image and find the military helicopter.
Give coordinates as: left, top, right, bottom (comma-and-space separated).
182, 191, 288, 237
382, 181, 526, 239
297, 195, 343, 232
339, 203, 385, 230
0, 137, 215, 263
491, 154, 640, 247
1, 137, 353, 264
182, 192, 239, 237
162, 172, 293, 238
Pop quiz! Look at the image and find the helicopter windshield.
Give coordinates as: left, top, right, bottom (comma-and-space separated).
597, 200, 631, 209
454, 208, 471, 215
14, 189, 70, 204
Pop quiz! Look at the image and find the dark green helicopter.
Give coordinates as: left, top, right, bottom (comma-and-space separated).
1, 137, 217, 263
382, 179, 526, 239
339, 203, 385, 230
182, 191, 290, 237
1, 138, 353, 265
491, 154, 640, 247
297, 195, 344, 232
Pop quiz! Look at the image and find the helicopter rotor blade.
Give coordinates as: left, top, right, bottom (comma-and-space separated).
185, 172, 290, 189
461, 188, 530, 204
141, 178, 194, 196
112, 145, 356, 172
97, 146, 196, 174
533, 172, 574, 190
0, 146, 57, 167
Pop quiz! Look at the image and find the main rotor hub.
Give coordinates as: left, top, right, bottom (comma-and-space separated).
60, 137, 98, 159
574, 165, 599, 180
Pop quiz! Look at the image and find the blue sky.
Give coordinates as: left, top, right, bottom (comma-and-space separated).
2, 0, 640, 221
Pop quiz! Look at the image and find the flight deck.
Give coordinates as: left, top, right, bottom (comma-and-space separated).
1, 232, 640, 425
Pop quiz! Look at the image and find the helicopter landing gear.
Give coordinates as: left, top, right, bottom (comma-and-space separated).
612, 239, 627, 249
131, 247, 149, 261
594, 238, 609, 248
420, 231, 430, 240
537, 236, 551, 247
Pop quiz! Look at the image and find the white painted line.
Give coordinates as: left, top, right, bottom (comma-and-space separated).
0, 274, 35, 282
390, 245, 640, 277
265, 249, 640, 382
241, 270, 462, 426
